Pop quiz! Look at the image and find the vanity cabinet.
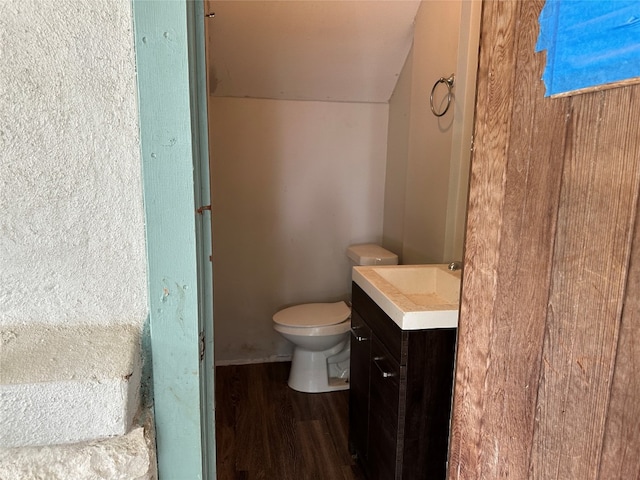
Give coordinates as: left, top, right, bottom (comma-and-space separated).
349, 282, 457, 479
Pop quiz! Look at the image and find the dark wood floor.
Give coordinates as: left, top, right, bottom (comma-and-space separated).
215, 362, 366, 480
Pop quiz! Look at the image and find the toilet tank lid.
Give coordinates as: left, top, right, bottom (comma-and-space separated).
347, 244, 399, 266
273, 301, 350, 327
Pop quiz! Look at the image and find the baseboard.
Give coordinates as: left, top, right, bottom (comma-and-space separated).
215, 354, 292, 367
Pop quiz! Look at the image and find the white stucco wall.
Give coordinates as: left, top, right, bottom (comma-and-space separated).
0, 425, 157, 480
0, 0, 147, 327
1, 324, 142, 448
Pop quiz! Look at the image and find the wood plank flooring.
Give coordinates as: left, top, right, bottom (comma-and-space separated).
215, 362, 366, 480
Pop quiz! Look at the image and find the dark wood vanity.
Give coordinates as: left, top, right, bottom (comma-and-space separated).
349, 282, 457, 479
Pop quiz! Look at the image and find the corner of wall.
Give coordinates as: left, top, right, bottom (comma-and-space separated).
140, 314, 154, 409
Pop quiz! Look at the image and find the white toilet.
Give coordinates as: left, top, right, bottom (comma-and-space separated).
273, 244, 398, 393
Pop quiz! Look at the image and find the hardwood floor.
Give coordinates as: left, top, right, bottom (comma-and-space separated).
215, 362, 366, 480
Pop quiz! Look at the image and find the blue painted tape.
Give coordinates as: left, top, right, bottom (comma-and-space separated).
536, 0, 640, 96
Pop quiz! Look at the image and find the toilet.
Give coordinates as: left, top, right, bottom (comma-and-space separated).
273, 244, 398, 393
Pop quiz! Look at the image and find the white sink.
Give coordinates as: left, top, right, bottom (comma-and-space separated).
352, 264, 461, 330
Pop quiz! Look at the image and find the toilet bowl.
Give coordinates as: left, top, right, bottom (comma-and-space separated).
273, 301, 351, 393
272, 244, 398, 393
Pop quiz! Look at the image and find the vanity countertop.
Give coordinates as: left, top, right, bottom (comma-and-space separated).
352, 264, 461, 330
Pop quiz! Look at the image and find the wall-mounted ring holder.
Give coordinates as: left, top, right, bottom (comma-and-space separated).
430, 74, 455, 117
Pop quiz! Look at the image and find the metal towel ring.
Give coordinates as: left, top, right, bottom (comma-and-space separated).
430, 74, 455, 117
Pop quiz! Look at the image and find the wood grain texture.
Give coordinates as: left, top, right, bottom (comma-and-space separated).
550, 76, 640, 99
448, 1, 527, 477
448, 1, 640, 479
472, 1, 568, 478
215, 362, 365, 480
531, 86, 640, 479
599, 182, 640, 479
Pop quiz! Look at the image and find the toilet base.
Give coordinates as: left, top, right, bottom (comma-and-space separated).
287, 342, 350, 393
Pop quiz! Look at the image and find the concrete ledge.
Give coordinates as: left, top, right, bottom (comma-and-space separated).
0, 420, 157, 480
0, 324, 141, 448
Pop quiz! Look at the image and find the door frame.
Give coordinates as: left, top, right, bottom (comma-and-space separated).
132, 0, 215, 478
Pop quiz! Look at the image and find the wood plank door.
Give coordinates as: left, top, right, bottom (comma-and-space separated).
448, 1, 640, 479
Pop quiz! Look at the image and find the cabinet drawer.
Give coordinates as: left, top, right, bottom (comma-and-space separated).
352, 282, 405, 364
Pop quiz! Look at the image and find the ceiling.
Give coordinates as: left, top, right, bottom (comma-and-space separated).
205, 1, 421, 103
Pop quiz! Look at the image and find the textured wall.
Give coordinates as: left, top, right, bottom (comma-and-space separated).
1, 324, 141, 448
0, 0, 147, 326
0, 426, 156, 480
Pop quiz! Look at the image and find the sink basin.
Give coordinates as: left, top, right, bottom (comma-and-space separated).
352, 264, 461, 330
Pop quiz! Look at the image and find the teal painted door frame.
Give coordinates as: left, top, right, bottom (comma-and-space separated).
132, 0, 215, 478
188, 1, 216, 478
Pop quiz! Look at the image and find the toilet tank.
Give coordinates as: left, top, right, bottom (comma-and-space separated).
347, 244, 398, 266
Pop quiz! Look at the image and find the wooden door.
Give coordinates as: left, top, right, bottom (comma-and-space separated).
448, 1, 640, 479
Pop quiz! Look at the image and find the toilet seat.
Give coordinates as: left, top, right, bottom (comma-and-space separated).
273, 301, 350, 328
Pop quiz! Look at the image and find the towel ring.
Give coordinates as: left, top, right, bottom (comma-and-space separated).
430, 74, 455, 117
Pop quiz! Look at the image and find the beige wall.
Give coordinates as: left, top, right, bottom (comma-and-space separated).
209, 0, 481, 363
382, 47, 413, 263
210, 97, 388, 363
383, 0, 480, 265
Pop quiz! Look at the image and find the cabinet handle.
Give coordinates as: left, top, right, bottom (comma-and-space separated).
350, 326, 369, 342
373, 356, 397, 378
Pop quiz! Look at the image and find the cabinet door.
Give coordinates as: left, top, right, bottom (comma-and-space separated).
368, 336, 404, 480
349, 309, 371, 463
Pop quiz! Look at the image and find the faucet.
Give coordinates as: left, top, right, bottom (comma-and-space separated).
448, 261, 462, 271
